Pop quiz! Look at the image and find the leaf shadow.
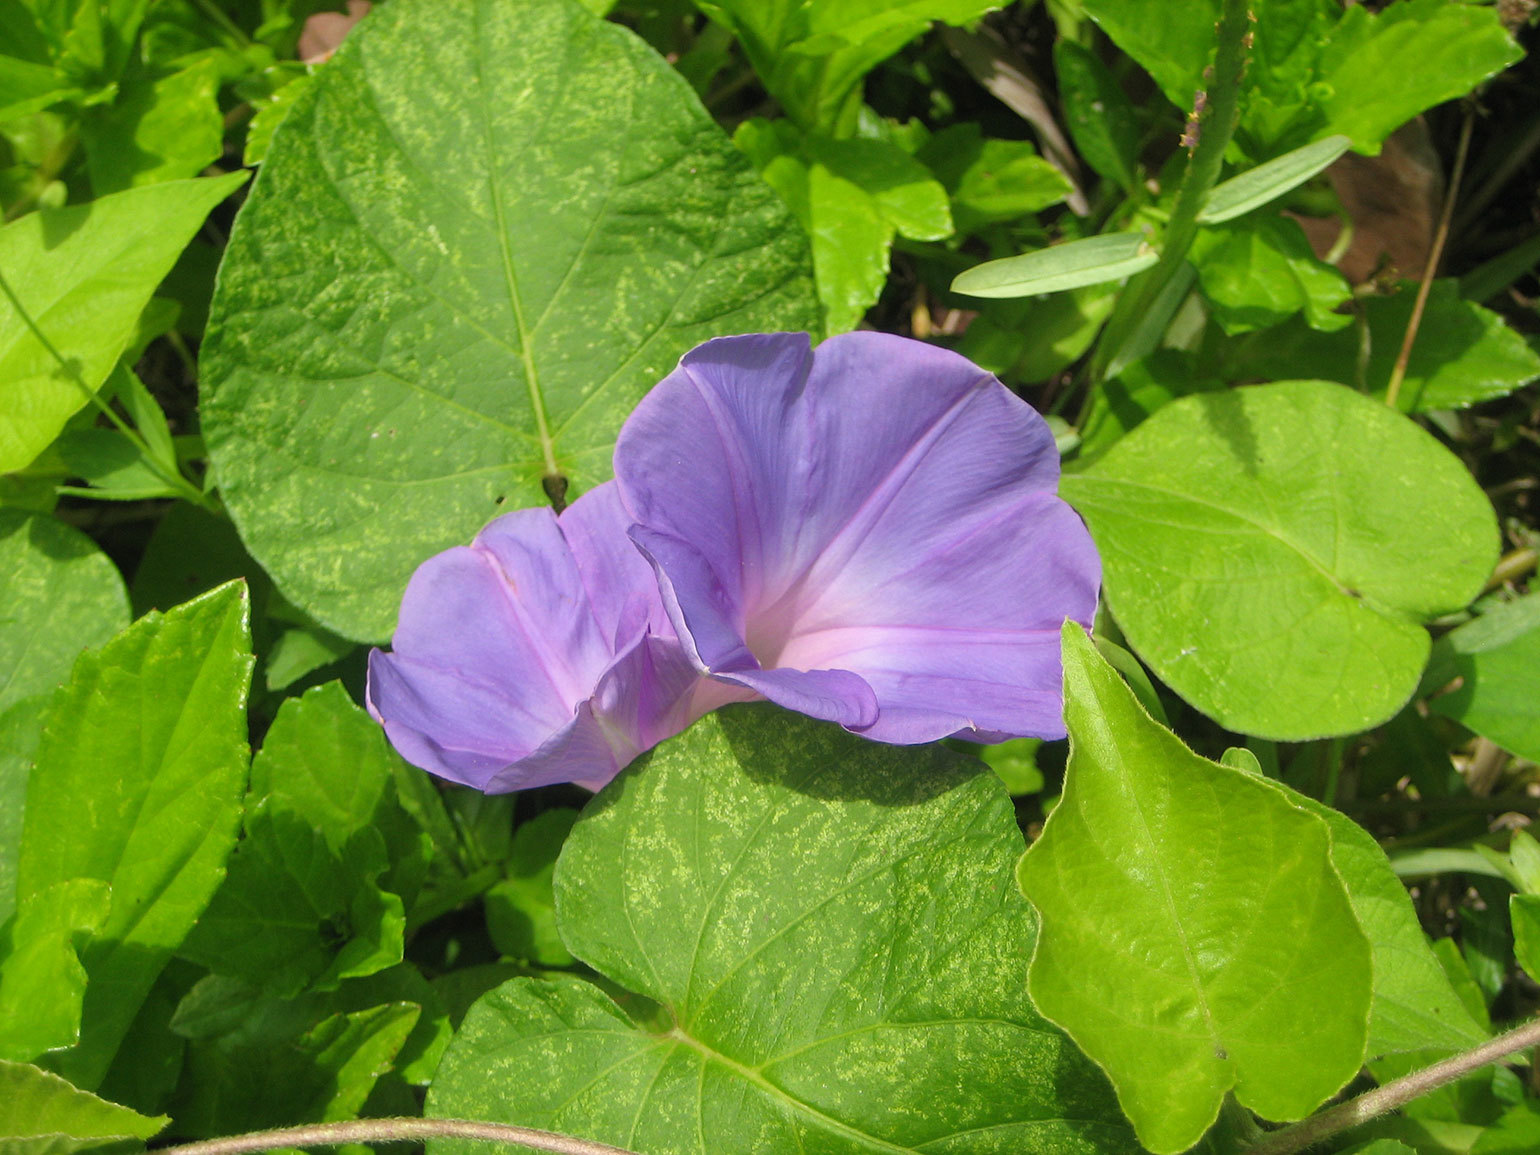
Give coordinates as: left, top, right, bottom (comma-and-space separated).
713, 702, 976, 808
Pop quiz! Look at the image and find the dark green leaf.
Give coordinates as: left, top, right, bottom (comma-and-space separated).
1064, 382, 1497, 739
697, 0, 998, 133
1053, 40, 1138, 192
427, 705, 1137, 1154
484, 809, 578, 967
202, 0, 818, 642
1223, 280, 1540, 411
1018, 624, 1372, 1153
14, 582, 253, 1089
171, 997, 417, 1137
178, 682, 431, 993
1426, 595, 1540, 763
177, 813, 404, 998
915, 123, 1069, 234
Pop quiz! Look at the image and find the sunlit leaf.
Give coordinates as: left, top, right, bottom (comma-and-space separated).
202, 0, 817, 642
1018, 624, 1371, 1153
1064, 382, 1497, 739
427, 705, 1137, 1155
0, 174, 246, 473
15, 582, 253, 1088
952, 232, 1157, 300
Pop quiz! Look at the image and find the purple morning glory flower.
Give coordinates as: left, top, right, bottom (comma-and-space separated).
366, 483, 700, 792
613, 331, 1100, 745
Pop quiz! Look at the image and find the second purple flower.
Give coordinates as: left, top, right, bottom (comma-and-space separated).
614, 330, 1099, 746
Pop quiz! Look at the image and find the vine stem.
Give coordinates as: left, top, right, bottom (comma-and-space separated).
1090, 0, 1252, 382
1383, 107, 1474, 410
1245, 1015, 1540, 1155
155, 1117, 641, 1155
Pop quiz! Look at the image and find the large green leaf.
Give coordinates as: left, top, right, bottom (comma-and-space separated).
1425, 595, 1540, 764
1223, 280, 1540, 412
427, 705, 1136, 1155
0, 173, 247, 473
1063, 381, 1497, 739
1017, 625, 1372, 1153
696, 0, 998, 133
13, 582, 253, 1089
0, 1060, 166, 1155
735, 119, 950, 334
201, 0, 818, 643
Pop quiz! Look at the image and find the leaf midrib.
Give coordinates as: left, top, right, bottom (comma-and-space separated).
471, 0, 557, 479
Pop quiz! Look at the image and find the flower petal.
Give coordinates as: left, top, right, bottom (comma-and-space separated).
615, 330, 1098, 743
367, 487, 702, 792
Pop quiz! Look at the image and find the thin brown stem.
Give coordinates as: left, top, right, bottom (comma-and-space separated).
1384, 109, 1474, 410
156, 1117, 641, 1155
1245, 1015, 1540, 1155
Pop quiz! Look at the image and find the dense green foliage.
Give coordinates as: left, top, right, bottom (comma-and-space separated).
2, 1, 1539, 1153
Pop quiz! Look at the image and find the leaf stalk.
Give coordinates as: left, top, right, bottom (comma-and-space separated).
1245, 1015, 1540, 1155
155, 1117, 642, 1155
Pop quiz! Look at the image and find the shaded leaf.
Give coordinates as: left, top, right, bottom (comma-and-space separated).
80, 58, 223, 193
1053, 39, 1138, 192
1223, 280, 1540, 412
916, 123, 1069, 234
1064, 382, 1497, 739
202, 0, 817, 642
1018, 624, 1371, 1153
1425, 595, 1540, 763
698, 0, 998, 133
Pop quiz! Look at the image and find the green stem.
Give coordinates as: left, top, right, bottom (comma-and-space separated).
1090, 0, 1251, 382
1245, 1015, 1540, 1155
155, 1117, 639, 1155
0, 268, 214, 511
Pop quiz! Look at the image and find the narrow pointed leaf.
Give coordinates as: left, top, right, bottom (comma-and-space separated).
1017, 625, 1372, 1153
202, 0, 818, 642
1198, 135, 1352, 224
952, 232, 1157, 299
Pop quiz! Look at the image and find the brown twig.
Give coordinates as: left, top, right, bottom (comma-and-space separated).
1384, 109, 1475, 410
